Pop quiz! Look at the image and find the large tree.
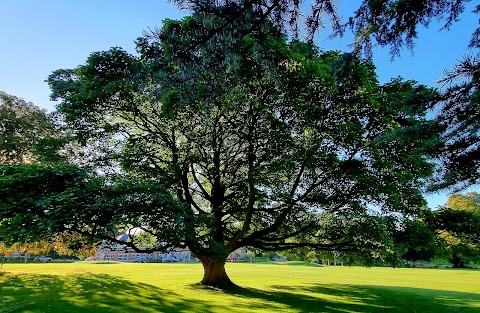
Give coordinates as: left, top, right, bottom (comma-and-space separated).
2, 14, 442, 287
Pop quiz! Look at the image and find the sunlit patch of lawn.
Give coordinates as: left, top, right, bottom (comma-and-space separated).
1, 262, 479, 312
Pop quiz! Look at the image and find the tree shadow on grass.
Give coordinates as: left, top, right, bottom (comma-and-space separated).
2, 272, 479, 313
222, 283, 480, 313
0, 272, 216, 313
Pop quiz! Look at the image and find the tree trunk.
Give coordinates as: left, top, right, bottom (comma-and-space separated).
450, 256, 466, 268
198, 256, 235, 289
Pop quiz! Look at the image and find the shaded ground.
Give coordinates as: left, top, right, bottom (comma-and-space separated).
1, 272, 214, 313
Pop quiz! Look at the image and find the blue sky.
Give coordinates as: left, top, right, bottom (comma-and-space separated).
0, 0, 478, 207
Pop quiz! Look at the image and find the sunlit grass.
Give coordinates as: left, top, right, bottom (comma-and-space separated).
1, 262, 479, 312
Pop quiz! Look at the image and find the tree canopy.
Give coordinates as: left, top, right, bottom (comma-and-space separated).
169, 0, 480, 191
9, 12, 441, 287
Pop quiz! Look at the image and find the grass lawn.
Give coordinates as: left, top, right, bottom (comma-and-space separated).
1, 262, 479, 312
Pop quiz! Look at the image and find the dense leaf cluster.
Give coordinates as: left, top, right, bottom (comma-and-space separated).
171, 0, 480, 191
429, 192, 480, 267
0, 164, 184, 253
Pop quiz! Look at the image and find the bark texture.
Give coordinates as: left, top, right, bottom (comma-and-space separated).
198, 256, 234, 288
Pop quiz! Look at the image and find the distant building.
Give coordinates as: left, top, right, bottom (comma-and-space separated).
97, 246, 192, 262
96, 233, 192, 262
96, 231, 247, 262
228, 247, 247, 260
